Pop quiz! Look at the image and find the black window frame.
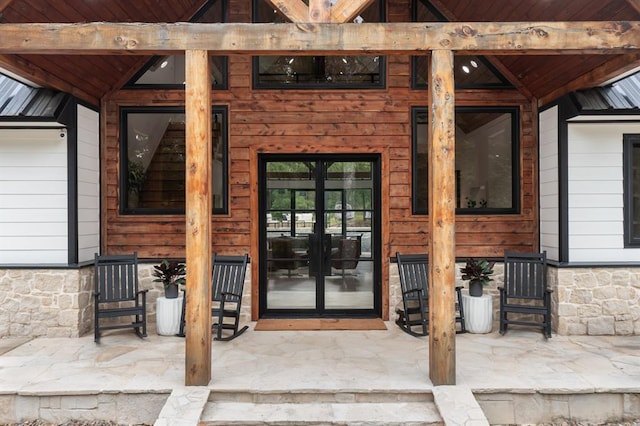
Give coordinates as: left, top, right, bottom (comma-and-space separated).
120, 105, 229, 215
411, 105, 520, 215
624, 134, 640, 247
251, 0, 386, 90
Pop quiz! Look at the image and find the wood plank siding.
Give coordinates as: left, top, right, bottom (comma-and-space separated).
101, 0, 538, 268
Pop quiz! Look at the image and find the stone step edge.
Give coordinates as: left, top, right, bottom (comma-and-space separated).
200, 401, 443, 425
433, 385, 490, 426
209, 389, 434, 404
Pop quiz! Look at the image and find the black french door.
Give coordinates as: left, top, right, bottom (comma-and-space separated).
259, 155, 381, 318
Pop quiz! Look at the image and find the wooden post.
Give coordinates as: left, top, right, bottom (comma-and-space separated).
428, 49, 457, 386
184, 49, 212, 386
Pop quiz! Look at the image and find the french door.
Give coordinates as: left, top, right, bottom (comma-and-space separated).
259, 155, 381, 318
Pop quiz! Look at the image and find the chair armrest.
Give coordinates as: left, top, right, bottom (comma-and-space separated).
221, 291, 242, 300
136, 289, 149, 295
455, 285, 463, 290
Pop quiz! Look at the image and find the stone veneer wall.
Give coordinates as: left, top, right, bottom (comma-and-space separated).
389, 262, 640, 336
553, 266, 640, 335
0, 263, 252, 339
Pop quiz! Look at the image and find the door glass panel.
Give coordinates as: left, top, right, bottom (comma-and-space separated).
324, 161, 374, 310
265, 162, 315, 309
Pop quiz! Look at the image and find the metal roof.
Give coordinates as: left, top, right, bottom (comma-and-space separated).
0, 74, 67, 119
573, 72, 640, 112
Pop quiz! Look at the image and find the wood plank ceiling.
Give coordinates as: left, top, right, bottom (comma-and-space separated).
0, 0, 639, 105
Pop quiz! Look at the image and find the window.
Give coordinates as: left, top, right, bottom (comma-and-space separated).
624, 134, 640, 247
411, 0, 512, 90
412, 106, 519, 214
252, 0, 385, 89
124, 0, 227, 89
121, 106, 228, 214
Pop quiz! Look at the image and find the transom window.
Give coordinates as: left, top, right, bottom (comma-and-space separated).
412, 106, 519, 214
252, 0, 385, 89
124, 0, 227, 89
624, 134, 640, 247
411, 0, 512, 90
121, 106, 228, 214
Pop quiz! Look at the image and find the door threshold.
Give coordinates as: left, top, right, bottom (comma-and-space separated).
254, 318, 387, 331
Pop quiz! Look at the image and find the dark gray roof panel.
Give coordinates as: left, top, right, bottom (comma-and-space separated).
0, 74, 67, 119
573, 72, 640, 112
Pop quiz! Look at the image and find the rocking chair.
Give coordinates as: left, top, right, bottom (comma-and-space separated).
395, 253, 466, 337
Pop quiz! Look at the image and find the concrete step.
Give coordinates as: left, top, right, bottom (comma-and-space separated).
199, 391, 443, 426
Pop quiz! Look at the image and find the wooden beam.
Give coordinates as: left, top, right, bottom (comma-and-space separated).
0, 22, 638, 55
184, 49, 212, 387
538, 53, 640, 105
265, 0, 309, 23
428, 50, 456, 386
0, 0, 12, 13
626, 0, 640, 14
330, 0, 375, 23
309, 0, 331, 23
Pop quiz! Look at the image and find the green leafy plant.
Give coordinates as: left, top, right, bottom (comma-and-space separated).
128, 160, 146, 195
460, 258, 495, 286
152, 260, 186, 288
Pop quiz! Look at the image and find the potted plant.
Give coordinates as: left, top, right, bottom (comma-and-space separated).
460, 257, 495, 297
152, 260, 186, 299
127, 160, 146, 208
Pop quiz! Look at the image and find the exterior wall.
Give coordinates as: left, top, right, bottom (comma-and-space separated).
567, 121, 640, 262
0, 128, 69, 264
539, 106, 560, 261
0, 267, 92, 338
76, 105, 100, 263
553, 265, 640, 335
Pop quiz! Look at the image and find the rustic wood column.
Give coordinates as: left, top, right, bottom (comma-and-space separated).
428, 49, 457, 386
184, 49, 212, 386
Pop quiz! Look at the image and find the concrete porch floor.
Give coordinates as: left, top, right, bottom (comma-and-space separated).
0, 322, 639, 425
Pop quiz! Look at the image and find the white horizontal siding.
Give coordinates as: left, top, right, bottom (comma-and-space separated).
0, 128, 68, 264
76, 105, 100, 263
539, 106, 560, 261
567, 121, 640, 262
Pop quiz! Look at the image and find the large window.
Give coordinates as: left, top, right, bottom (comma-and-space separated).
252, 0, 385, 89
412, 107, 519, 214
121, 106, 228, 214
624, 134, 640, 247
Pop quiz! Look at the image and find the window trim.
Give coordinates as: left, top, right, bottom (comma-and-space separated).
411, 105, 520, 215
119, 105, 228, 215
624, 134, 640, 247
251, 0, 386, 90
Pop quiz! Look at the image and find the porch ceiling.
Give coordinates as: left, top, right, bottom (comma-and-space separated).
0, 0, 638, 105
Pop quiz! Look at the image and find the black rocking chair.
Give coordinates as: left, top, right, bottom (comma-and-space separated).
499, 251, 552, 338
178, 253, 249, 341
396, 253, 466, 337
93, 252, 148, 343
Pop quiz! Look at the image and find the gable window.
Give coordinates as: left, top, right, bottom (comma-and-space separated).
252, 0, 385, 89
121, 106, 228, 214
412, 106, 519, 214
124, 0, 227, 89
624, 134, 640, 247
411, 0, 512, 90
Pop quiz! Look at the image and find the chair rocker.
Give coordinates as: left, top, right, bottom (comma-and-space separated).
179, 254, 250, 340
499, 251, 552, 338
212, 253, 249, 341
395, 253, 466, 337
93, 252, 148, 343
